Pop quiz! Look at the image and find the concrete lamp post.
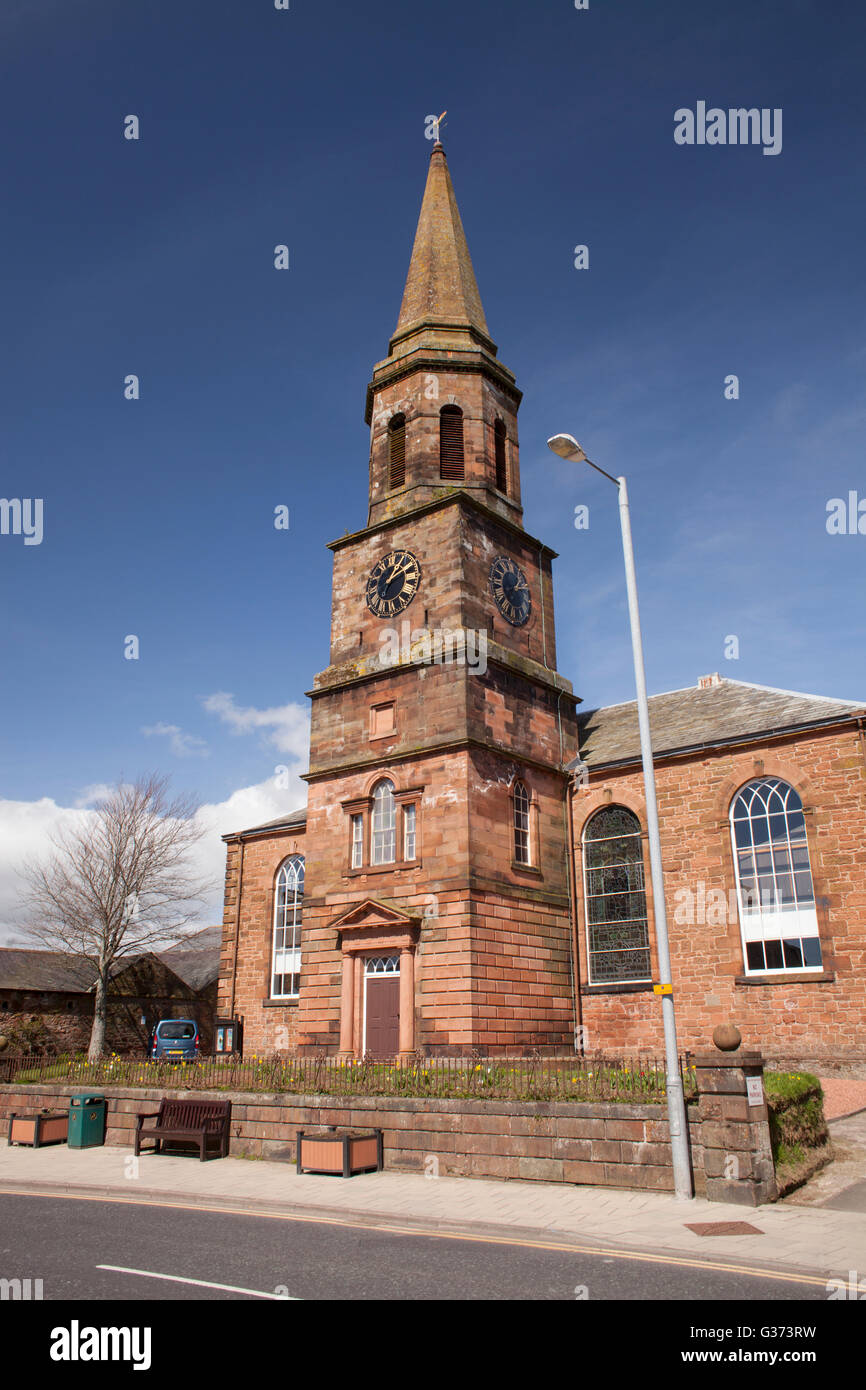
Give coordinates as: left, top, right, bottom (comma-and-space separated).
547, 432, 693, 1201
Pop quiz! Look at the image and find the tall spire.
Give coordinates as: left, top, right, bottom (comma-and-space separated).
392, 142, 490, 346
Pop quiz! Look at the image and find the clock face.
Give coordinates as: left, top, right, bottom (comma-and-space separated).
489, 555, 531, 627
365, 549, 422, 618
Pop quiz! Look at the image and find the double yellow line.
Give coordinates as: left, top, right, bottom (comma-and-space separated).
0, 1185, 830, 1289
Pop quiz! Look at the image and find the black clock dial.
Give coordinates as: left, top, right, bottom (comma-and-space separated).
365, 549, 421, 618
489, 555, 531, 627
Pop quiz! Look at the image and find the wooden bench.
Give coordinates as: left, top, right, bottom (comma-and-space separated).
134, 1099, 232, 1162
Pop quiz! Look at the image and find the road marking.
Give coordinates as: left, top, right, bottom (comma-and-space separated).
1, 1188, 831, 1290
96, 1264, 297, 1299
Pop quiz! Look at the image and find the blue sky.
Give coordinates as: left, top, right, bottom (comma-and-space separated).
1, 0, 864, 932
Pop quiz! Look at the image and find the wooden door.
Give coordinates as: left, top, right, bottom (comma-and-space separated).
365, 976, 400, 1058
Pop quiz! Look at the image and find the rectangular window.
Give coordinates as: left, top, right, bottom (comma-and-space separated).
351, 813, 364, 868
371, 782, 397, 865
403, 803, 416, 860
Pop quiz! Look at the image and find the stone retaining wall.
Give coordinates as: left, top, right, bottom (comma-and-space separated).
2, 1082, 705, 1194
0, 1052, 779, 1203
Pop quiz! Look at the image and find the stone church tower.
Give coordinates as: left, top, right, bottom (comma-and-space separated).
293, 142, 582, 1057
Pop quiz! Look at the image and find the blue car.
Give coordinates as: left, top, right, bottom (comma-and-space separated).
151, 1019, 200, 1060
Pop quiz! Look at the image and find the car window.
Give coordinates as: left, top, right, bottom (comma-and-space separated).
158, 1023, 195, 1040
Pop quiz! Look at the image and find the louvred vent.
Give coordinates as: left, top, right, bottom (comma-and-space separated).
439, 406, 465, 480
388, 414, 406, 489
494, 418, 507, 494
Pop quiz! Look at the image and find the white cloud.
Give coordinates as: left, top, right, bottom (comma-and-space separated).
73, 783, 114, 809
0, 774, 308, 948
142, 722, 210, 758
201, 692, 310, 758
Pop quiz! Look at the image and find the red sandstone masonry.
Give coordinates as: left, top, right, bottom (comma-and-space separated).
573, 725, 866, 1070
0, 1082, 707, 1197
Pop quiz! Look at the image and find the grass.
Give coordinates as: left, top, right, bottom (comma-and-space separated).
764, 1071, 830, 1194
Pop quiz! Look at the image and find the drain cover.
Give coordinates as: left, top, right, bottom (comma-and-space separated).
686, 1221, 764, 1237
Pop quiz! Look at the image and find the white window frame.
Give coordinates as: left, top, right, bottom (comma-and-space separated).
351, 813, 364, 868
371, 779, 397, 865
513, 780, 531, 865
271, 855, 304, 999
403, 802, 416, 861
730, 777, 822, 975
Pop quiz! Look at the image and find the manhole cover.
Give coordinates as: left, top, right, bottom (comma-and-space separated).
686, 1221, 763, 1237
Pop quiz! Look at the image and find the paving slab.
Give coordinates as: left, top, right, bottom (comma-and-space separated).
0, 1142, 863, 1285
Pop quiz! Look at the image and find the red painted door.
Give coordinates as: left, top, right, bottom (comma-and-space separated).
365, 977, 400, 1058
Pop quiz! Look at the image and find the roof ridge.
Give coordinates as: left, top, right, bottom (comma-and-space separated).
581, 678, 866, 717
720, 678, 866, 707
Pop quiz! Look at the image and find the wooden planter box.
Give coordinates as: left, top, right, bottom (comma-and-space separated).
8, 1111, 69, 1148
296, 1128, 383, 1177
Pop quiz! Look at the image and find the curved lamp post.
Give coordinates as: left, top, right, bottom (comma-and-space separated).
547, 432, 693, 1201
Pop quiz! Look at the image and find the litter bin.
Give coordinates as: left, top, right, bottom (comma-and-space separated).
68, 1093, 106, 1148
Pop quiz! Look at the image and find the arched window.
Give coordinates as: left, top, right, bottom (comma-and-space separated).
272, 855, 304, 998
730, 778, 822, 973
388, 413, 406, 489
371, 779, 397, 865
494, 419, 508, 494
582, 807, 651, 985
439, 405, 465, 480
513, 780, 531, 865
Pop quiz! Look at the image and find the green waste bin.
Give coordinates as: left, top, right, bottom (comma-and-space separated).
68, 1093, 106, 1148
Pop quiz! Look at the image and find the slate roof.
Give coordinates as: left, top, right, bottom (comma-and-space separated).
574, 678, 866, 770
0, 929, 222, 996
225, 806, 307, 840
0, 949, 97, 993
159, 927, 222, 991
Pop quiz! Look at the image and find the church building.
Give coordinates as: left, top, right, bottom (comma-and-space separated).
219, 143, 866, 1074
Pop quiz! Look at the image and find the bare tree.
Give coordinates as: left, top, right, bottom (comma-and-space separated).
20, 775, 213, 1060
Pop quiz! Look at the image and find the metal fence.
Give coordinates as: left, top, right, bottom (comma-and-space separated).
0, 1051, 696, 1103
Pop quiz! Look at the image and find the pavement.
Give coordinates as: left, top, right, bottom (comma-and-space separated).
2, 1137, 865, 1288
783, 1109, 866, 1213
818, 1076, 866, 1121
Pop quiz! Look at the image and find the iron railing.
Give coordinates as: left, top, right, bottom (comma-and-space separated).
0, 1051, 697, 1103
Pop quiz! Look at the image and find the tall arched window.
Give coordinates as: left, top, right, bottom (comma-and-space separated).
513, 780, 531, 865
582, 807, 651, 985
371, 779, 397, 865
388, 413, 406, 489
272, 855, 304, 998
494, 419, 508, 494
439, 405, 465, 480
730, 778, 822, 973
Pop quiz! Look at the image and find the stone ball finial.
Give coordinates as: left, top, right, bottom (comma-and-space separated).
0, 1036, 7, 1052
712, 1023, 742, 1052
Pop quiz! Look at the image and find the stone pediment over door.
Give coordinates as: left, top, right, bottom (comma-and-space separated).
331, 898, 421, 954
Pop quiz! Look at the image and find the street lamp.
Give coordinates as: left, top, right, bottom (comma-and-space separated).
548, 432, 693, 1201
